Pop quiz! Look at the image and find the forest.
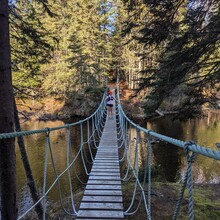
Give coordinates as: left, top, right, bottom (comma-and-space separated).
0, 1, 220, 219
2, 0, 220, 119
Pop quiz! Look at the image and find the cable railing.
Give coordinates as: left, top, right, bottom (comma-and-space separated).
115, 84, 220, 220
1, 84, 220, 220
0, 90, 107, 219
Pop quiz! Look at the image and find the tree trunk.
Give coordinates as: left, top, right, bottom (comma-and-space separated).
0, 0, 17, 219
14, 100, 43, 219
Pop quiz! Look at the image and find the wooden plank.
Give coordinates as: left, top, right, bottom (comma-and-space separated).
92, 168, 120, 172
90, 170, 120, 174
93, 162, 119, 165
92, 164, 119, 168
95, 154, 118, 158
86, 184, 121, 190
94, 157, 118, 159
96, 151, 118, 154
95, 155, 118, 158
87, 180, 121, 185
84, 190, 122, 196
97, 145, 118, 148
98, 145, 118, 147
91, 168, 120, 172
79, 202, 123, 210
89, 173, 120, 177
77, 106, 124, 219
93, 163, 120, 169
94, 159, 119, 165
95, 158, 118, 160
96, 150, 118, 152
77, 210, 124, 218
94, 160, 119, 163
89, 172, 120, 176
82, 195, 122, 202
96, 147, 117, 149
76, 218, 123, 220
89, 176, 121, 180
92, 165, 119, 168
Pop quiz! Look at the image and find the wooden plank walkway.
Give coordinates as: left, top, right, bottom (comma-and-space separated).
77, 111, 124, 219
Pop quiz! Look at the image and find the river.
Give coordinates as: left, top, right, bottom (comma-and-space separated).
15, 111, 220, 215
132, 111, 220, 184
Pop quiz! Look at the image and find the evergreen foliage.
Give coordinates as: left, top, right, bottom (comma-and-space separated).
120, 0, 220, 117
10, 0, 52, 97
8, 0, 220, 117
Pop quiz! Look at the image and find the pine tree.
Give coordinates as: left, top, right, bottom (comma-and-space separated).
68, 0, 110, 91
0, 0, 17, 219
118, 0, 150, 89
121, 0, 220, 117
141, 0, 220, 115
39, 0, 75, 98
10, 0, 52, 98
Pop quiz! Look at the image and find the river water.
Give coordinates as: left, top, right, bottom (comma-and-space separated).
15, 112, 220, 215
132, 111, 220, 184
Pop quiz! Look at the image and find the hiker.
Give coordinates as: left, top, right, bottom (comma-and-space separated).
106, 90, 117, 118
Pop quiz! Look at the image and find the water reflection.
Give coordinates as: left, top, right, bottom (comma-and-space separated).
16, 119, 89, 215
151, 142, 182, 182
144, 111, 220, 183
127, 128, 183, 182
16, 112, 220, 215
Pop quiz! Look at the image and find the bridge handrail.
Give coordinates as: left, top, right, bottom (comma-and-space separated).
0, 89, 107, 139
116, 90, 220, 161
115, 83, 220, 220
0, 89, 107, 219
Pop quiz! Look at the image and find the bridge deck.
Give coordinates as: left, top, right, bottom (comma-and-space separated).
77, 114, 124, 219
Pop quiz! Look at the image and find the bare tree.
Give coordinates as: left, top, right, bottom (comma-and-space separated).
0, 0, 17, 219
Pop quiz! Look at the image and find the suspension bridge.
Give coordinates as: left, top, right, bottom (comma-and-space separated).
0, 85, 220, 220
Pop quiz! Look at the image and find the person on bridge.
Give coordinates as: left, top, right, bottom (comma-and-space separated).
106, 90, 117, 119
